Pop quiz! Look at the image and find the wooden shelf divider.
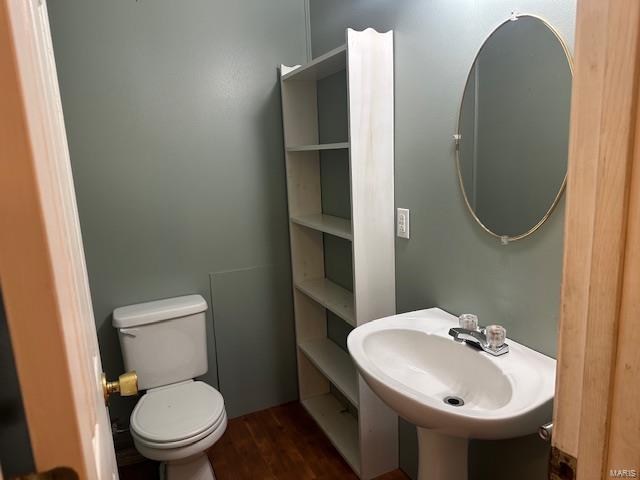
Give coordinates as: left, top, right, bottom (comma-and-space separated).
286, 142, 349, 152
295, 278, 355, 327
299, 338, 358, 406
282, 44, 347, 82
290, 214, 352, 241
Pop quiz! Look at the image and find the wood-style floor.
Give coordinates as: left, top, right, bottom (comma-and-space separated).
119, 401, 408, 480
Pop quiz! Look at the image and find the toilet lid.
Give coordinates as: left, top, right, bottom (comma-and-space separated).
131, 380, 225, 444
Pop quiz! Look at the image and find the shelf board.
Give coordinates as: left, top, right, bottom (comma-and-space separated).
301, 393, 360, 475
299, 338, 358, 406
290, 213, 352, 241
286, 142, 349, 152
282, 45, 347, 82
295, 278, 355, 327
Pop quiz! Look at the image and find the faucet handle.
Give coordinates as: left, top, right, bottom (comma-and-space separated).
458, 313, 479, 331
485, 325, 507, 351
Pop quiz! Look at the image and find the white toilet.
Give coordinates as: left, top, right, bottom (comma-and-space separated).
113, 295, 227, 480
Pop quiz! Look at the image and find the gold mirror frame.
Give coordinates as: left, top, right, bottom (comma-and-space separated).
455, 14, 574, 244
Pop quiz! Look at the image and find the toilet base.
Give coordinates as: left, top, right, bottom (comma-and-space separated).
161, 453, 215, 480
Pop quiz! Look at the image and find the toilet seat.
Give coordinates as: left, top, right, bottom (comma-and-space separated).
132, 411, 226, 449
133, 410, 228, 463
131, 380, 225, 449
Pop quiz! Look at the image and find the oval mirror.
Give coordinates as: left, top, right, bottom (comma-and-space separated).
456, 15, 573, 242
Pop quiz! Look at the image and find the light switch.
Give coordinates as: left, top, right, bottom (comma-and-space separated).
397, 208, 410, 239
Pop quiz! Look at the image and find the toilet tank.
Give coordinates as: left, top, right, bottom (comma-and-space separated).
113, 295, 208, 390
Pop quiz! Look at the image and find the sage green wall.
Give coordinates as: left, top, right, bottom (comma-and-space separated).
47, 0, 308, 425
309, 1, 575, 478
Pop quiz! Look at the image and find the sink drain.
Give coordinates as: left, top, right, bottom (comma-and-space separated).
443, 395, 465, 407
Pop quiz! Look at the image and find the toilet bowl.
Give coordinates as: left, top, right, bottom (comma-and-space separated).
113, 295, 227, 480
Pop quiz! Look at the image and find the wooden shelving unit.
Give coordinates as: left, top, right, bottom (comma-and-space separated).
286, 142, 349, 152
280, 28, 397, 479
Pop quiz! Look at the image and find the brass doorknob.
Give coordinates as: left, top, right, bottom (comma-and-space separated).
101, 371, 138, 404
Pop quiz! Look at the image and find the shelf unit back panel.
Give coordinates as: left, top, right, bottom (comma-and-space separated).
285, 151, 321, 217
316, 68, 353, 351
293, 290, 329, 400
317, 69, 349, 144
281, 79, 319, 147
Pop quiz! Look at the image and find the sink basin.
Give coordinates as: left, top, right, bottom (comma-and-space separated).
347, 308, 556, 480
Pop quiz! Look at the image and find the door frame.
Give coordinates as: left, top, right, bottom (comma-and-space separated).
553, 0, 640, 477
0, 0, 117, 478
3, 0, 640, 477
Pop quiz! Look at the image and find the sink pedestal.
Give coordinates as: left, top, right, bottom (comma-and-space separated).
417, 428, 468, 480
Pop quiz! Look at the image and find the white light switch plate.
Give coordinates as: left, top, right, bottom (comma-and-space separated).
397, 208, 410, 239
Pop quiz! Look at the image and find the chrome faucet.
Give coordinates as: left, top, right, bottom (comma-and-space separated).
448, 316, 509, 356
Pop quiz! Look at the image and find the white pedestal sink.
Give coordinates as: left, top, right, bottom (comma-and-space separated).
347, 309, 555, 480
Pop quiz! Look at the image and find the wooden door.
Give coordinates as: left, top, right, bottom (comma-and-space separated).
0, 0, 118, 478
552, 0, 640, 478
